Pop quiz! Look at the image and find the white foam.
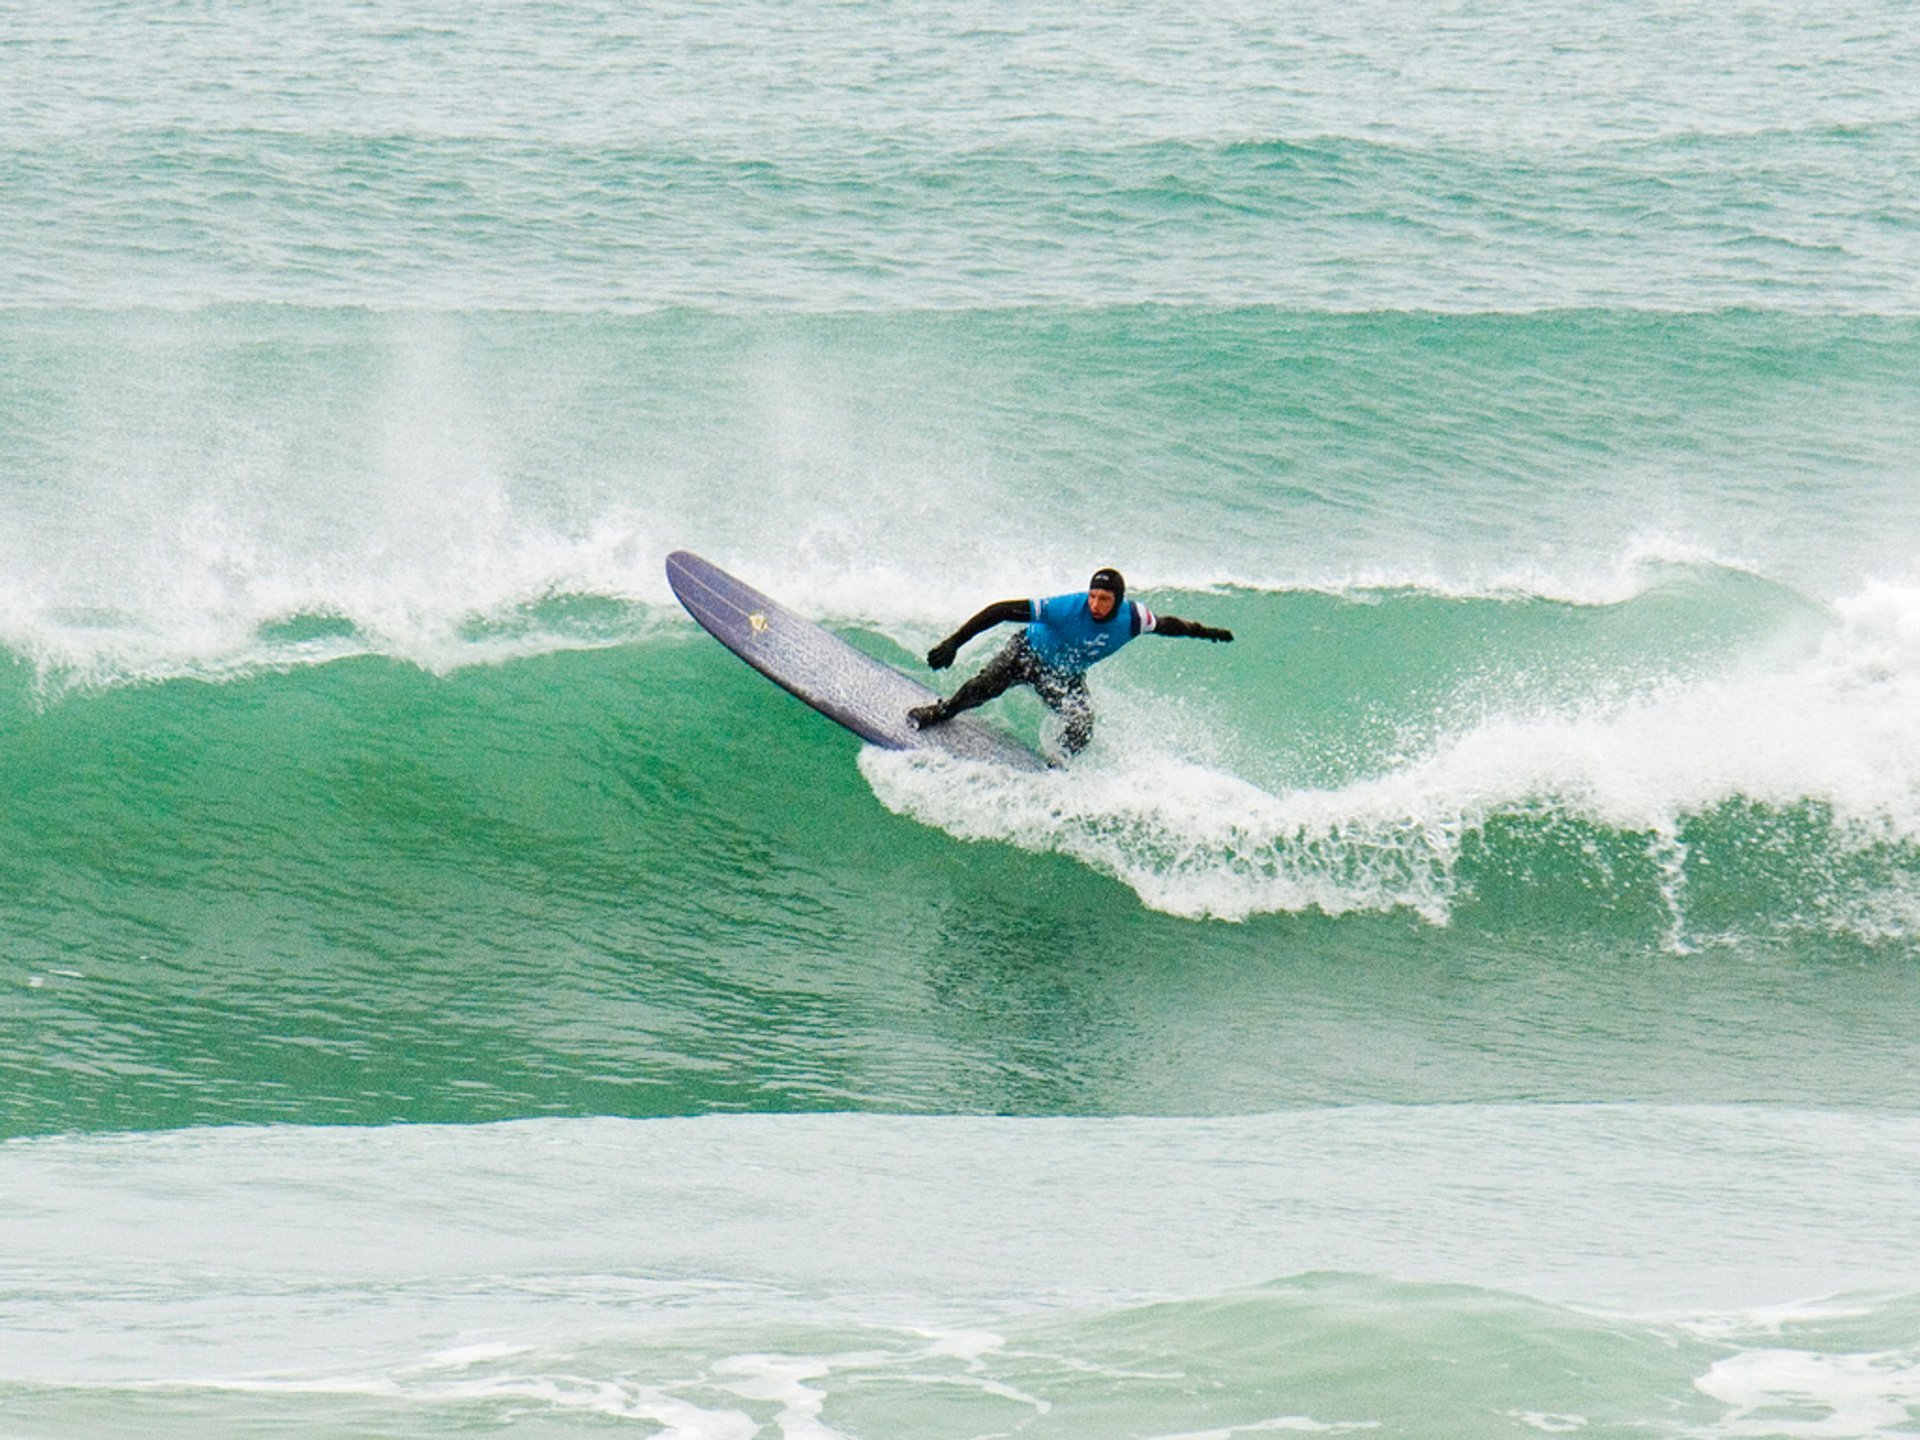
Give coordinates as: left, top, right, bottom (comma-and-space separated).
1410, 581, 1920, 835
1693, 1346, 1920, 1438
0, 431, 1817, 714
714, 533, 1767, 632
0, 312, 686, 687
0, 501, 672, 690
863, 745, 1464, 923
132, 1368, 763, 1437
157, 1334, 1035, 1440
0, 478, 1771, 694
1678, 1300, 1885, 1340
1306, 534, 1772, 609
1508, 1415, 1587, 1434
864, 580, 1920, 934
1149, 1419, 1382, 1439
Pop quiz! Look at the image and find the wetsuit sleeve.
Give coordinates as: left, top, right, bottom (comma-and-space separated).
1152, 613, 1234, 642
928, 599, 1034, 668
945, 599, 1034, 648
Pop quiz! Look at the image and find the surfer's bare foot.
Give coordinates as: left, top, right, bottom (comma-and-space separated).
907, 702, 948, 730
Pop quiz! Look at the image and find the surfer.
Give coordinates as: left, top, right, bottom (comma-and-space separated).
907, 568, 1233, 755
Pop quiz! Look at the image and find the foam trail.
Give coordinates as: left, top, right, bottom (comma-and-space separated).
863, 581, 1920, 937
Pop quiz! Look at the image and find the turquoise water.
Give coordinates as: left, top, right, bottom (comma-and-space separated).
5, 4, 1920, 1436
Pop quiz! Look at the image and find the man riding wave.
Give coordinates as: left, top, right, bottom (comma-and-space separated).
908, 567, 1233, 756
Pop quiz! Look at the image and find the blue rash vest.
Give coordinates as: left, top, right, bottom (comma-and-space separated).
1025, 592, 1157, 675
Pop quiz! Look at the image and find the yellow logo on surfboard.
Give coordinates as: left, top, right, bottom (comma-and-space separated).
748, 612, 769, 635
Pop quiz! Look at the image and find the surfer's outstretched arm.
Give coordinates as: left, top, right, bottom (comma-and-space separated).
1150, 614, 1234, 643
928, 599, 1033, 669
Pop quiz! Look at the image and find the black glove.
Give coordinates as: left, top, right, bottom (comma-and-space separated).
928, 638, 959, 670
1198, 625, 1234, 643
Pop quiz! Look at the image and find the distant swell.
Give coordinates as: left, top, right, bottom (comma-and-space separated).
6, 125, 1919, 312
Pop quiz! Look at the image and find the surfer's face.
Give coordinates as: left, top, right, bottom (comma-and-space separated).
1087, 587, 1118, 621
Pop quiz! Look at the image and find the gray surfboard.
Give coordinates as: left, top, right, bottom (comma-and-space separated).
666, 550, 1047, 772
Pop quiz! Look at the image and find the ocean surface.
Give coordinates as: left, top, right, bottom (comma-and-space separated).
5, 3, 1920, 1436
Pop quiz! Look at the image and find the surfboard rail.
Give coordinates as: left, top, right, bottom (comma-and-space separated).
666, 551, 1047, 771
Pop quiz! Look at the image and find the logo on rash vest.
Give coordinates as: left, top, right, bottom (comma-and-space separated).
748, 612, 770, 635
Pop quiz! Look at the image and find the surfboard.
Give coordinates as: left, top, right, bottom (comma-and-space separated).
666, 551, 1048, 771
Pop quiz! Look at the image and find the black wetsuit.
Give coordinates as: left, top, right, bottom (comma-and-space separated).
912, 596, 1232, 755
943, 630, 1098, 752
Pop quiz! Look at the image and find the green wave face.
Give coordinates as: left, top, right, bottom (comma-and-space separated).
5, 551, 1917, 1136
6, 303, 1919, 1141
